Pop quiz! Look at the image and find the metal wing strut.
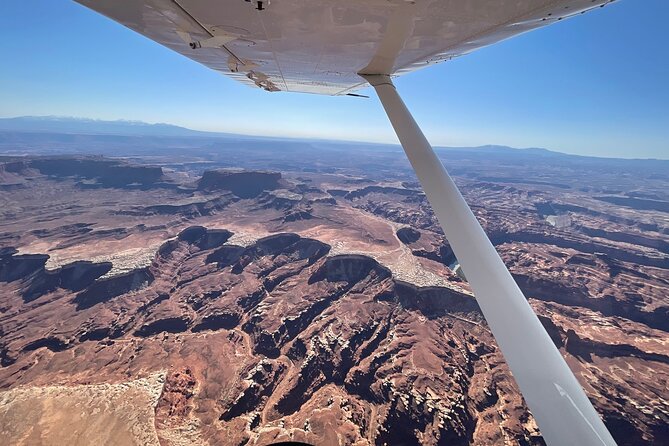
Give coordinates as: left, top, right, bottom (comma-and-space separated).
362, 74, 617, 446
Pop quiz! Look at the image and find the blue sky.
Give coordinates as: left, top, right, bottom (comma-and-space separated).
0, 1, 667, 159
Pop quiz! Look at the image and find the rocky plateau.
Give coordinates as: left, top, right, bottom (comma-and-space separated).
0, 148, 667, 446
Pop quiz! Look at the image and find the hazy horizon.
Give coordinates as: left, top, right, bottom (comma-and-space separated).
1, 114, 667, 162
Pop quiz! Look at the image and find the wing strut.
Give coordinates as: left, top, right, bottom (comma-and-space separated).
363, 74, 616, 446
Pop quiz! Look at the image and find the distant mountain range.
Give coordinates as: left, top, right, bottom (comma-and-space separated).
0, 116, 228, 138
0, 116, 663, 164
0, 116, 565, 154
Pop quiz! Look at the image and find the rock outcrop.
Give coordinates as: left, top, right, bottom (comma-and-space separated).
30, 157, 164, 187
197, 170, 282, 198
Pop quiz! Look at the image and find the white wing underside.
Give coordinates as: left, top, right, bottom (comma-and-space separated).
75, 0, 613, 95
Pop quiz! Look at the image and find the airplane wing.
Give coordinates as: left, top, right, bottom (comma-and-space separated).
74, 0, 614, 95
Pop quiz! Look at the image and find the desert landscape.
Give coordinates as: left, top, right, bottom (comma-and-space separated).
0, 125, 667, 445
